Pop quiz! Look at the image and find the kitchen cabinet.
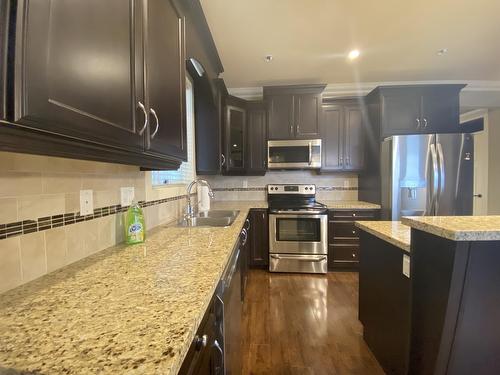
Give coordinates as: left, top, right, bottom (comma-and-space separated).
358, 231, 411, 375
178, 296, 219, 375
328, 209, 379, 270
145, 0, 187, 160
367, 85, 465, 139
221, 97, 268, 176
3, 0, 227, 169
222, 95, 246, 174
321, 101, 365, 172
246, 101, 267, 175
264, 84, 325, 140
248, 209, 269, 268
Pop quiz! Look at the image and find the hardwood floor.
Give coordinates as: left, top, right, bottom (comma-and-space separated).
241, 270, 385, 375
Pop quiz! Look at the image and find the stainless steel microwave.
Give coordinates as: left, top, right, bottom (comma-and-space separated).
267, 139, 322, 169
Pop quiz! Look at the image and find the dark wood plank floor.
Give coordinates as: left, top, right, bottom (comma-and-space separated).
242, 270, 385, 375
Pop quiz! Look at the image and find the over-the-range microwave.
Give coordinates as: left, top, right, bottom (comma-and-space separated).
267, 139, 322, 169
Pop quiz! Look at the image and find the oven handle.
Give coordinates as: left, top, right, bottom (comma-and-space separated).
270, 254, 327, 262
270, 210, 326, 215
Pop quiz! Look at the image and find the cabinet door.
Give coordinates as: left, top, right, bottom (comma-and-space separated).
225, 105, 246, 171
320, 105, 343, 171
344, 106, 364, 171
421, 87, 460, 134
13, 0, 144, 151
146, 0, 187, 160
249, 209, 269, 267
267, 95, 294, 140
294, 94, 321, 138
380, 89, 422, 138
246, 105, 267, 174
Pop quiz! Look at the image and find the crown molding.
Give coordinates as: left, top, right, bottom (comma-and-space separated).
228, 80, 500, 104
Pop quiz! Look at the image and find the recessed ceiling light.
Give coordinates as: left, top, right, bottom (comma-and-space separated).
265, 55, 273, 62
437, 48, 448, 56
348, 49, 360, 60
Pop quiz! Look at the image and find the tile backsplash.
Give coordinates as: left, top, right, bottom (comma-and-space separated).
0, 152, 191, 293
200, 171, 359, 201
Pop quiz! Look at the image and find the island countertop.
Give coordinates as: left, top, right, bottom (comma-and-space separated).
0, 202, 265, 375
355, 221, 411, 252
401, 216, 500, 241
320, 200, 381, 210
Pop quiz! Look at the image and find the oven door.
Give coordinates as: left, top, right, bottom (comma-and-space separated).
267, 140, 321, 169
269, 214, 327, 255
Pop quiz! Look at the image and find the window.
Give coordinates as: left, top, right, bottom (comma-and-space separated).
152, 76, 196, 186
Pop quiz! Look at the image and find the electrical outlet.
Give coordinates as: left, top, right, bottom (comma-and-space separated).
121, 187, 135, 207
80, 190, 94, 216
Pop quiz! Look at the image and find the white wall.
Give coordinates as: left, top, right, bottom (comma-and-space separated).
488, 109, 500, 214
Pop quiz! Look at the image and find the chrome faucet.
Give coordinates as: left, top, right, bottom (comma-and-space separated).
185, 179, 215, 219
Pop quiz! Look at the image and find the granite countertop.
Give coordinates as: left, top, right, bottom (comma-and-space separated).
355, 221, 411, 253
0, 201, 265, 375
401, 216, 500, 241
320, 201, 381, 210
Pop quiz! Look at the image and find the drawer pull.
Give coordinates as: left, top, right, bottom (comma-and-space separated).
352, 230, 356, 234
352, 253, 356, 258
352, 213, 356, 217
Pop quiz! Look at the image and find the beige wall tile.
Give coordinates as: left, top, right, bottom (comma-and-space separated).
45, 227, 68, 273
18, 194, 65, 221
0, 172, 43, 197
0, 237, 22, 293
66, 223, 86, 264
97, 216, 115, 252
115, 213, 125, 245
81, 174, 111, 191
84, 220, 99, 255
42, 173, 82, 194
20, 232, 46, 283
94, 190, 120, 209
65, 193, 80, 214
0, 198, 18, 223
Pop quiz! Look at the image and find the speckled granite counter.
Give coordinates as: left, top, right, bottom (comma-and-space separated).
355, 221, 411, 253
401, 216, 500, 241
320, 200, 381, 210
0, 202, 265, 375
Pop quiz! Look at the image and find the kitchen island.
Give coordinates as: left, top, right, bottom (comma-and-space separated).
357, 216, 500, 375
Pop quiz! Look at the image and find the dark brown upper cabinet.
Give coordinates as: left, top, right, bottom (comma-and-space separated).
5, 0, 194, 168
367, 84, 465, 139
321, 100, 365, 172
223, 95, 246, 174
264, 84, 326, 140
221, 96, 268, 176
145, 0, 187, 161
246, 101, 267, 175
12, 0, 146, 152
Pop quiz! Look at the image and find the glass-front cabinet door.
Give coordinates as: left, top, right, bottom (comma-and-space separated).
225, 105, 246, 171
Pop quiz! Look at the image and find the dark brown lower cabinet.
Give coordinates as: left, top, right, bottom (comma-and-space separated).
328, 209, 379, 270
178, 297, 219, 375
358, 231, 411, 375
248, 209, 269, 268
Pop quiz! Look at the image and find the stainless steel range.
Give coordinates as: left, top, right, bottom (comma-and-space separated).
268, 184, 328, 274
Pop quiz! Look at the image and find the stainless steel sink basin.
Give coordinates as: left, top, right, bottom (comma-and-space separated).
178, 210, 240, 227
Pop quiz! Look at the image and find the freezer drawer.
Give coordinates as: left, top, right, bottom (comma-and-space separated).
269, 254, 327, 274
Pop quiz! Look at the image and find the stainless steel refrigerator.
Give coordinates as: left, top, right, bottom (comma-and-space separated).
381, 133, 474, 220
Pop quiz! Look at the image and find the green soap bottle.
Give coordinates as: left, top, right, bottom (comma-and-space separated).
125, 202, 145, 245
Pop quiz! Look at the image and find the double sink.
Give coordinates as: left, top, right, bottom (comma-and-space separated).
179, 210, 240, 227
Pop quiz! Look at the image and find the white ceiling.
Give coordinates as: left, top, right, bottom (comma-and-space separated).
200, 0, 500, 89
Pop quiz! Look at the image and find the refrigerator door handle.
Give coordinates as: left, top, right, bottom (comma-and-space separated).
437, 142, 446, 202
430, 143, 439, 214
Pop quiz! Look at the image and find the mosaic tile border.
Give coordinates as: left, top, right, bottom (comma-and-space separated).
0, 194, 195, 240
212, 186, 358, 192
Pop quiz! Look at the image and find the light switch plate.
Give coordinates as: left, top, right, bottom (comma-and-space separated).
120, 187, 135, 207
79, 190, 94, 216
403, 254, 411, 278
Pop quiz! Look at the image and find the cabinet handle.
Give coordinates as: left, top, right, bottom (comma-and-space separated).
339, 156, 344, 166
221, 153, 226, 166
346, 156, 350, 166
352, 213, 356, 217
352, 230, 356, 234
194, 334, 208, 350
290, 124, 293, 135
416, 118, 421, 129
150, 108, 159, 139
308, 142, 312, 166
138, 101, 148, 135
423, 118, 428, 128
245, 218, 251, 231
352, 253, 356, 258
241, 228, 248, 246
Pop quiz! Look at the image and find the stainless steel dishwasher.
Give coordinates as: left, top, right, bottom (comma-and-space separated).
215, 243, 242, 375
